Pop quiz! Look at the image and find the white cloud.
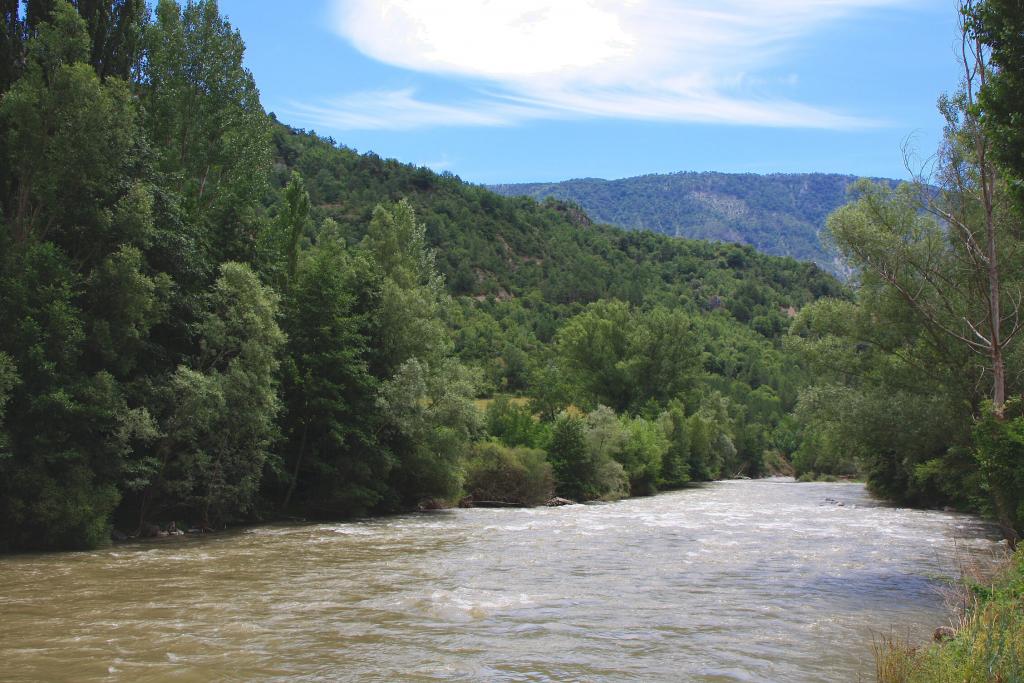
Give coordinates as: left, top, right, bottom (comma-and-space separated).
301, 0, 917, 130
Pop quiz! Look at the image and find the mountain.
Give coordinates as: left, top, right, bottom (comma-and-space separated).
488, 172, 900, 276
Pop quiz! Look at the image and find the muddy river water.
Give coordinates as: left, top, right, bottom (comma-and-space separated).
0, 479, 1004, 682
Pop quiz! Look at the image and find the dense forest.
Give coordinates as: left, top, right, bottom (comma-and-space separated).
0, 0, 1021, 555
489, 172, 893, 277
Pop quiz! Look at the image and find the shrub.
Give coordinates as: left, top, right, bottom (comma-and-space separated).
974, 400, 1024, 544
463, 441, 554, 506
547, 412, 628, 501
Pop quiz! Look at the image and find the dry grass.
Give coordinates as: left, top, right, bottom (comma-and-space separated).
873, 631, 921, 683
473, 396, 531, 413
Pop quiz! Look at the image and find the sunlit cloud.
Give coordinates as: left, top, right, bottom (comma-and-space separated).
299, 0, 918, 131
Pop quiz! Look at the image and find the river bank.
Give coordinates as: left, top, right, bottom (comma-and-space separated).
875, 545, 1023, 682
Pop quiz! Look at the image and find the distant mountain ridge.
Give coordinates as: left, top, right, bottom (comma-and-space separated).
488, 172, 899, 276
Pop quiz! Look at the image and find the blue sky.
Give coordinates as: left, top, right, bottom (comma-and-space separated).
218, 0, 961, 184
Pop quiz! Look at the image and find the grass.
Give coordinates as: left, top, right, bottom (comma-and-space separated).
874, 546, 1024, 682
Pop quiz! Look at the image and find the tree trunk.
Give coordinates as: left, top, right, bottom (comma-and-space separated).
281, 422, 309, 511
992, 344, 1006, 413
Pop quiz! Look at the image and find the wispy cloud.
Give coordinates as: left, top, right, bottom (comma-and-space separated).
286, 88, 544, 131
296, 0, 916, 131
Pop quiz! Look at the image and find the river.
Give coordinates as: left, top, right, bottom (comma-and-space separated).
0, 479, 1004, 682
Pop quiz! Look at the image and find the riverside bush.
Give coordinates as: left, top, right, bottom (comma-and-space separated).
463, 442, 554, 506
547, 413, 629, 501
974, 400, 1024, 544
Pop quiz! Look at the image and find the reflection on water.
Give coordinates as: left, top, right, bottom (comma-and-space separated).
0, 479, 1003, 682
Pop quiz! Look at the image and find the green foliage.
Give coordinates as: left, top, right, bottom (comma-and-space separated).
0, 240, 147, 550
658, 400, 692, 488
0, 2, 144, 264
973, 400, 1024, 543
85, 245, 171, 376
0, 352, 16, 448
15, 1, 146, 81
271, 122, 844, 314
616, 414, 668, 496
149, 263, 283, 527
786, 233, 989, 507
686, 412, 719, 481
362, 200, 481, 509
463, 441, 554, 506
142, 0, 270, 263
485, 396, 546, 449
0, 2, 25, 93
377, 357, 480, 507
555, 301, 701, 413
976, 0, 1024, 208
276, 241, 382, 517
546, 412, 628, 502
269, 170, 311, 290
0, 0, 851, 551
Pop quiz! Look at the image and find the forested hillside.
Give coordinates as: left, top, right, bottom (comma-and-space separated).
489, 172, 897, 276
271, 124, 842, 308
0, 0, 847, 552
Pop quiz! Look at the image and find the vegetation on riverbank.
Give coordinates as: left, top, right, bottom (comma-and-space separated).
0, 0, 835, 551
875, 546, 1024, 683
786, 0, 1024, 549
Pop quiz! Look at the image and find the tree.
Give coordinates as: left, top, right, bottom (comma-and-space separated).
277, 243, 382, 516
0, 243, 151, 550
360, 200, 481, 508
279, 170, 310, 289
24, 1, 147, 80
0, 352, 16, 452
68, 0, 146, 79
556, 301, 633, 411
0, 0, 23, 93
361, 200, 452, 377
546, 410, 629, 501
659, 400, 692, 488
0, 4, 161, 551
377, 356, 480, 507
463, 442, 554, 506
556, 301, 701, 413
146, 263, 283, 529
0, 0, 144, 265
141, 0, 270, 264
485, 396, 546, 449
975, 0, 1024, 207
828, 7, 1022, 414
616, 414, 667, 496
